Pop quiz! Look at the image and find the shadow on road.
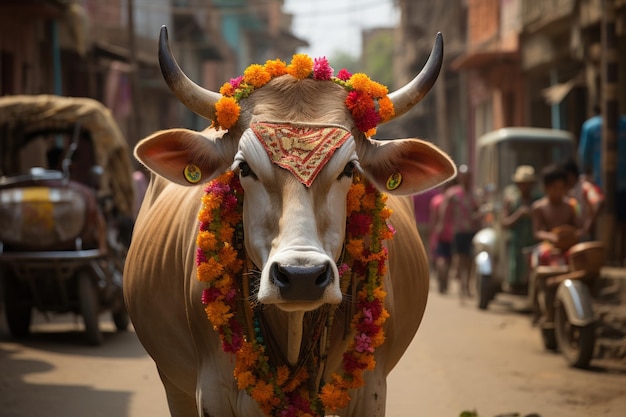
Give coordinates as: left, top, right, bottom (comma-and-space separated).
0, 344, 132, 417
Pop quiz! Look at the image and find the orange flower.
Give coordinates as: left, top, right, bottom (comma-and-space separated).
197, 230, 217, 252
218, 225, 235, 243
287, 54, 313, 79
219, 244, 239, 268
197, 259, 224, 282
320, 382, 350, 411
346, 239, 364, 258
378, 96, 395, 122
243, 64, 271, 88
219, 82, 235, 96
235, 370, 256, 389
361, 192, 377, 211
205, 300, 233, 327
275, 365, 290, 386
348, 73, 371, 92
250, 380, 275, 403
346, 183, 365, 213
264, 59, 288, 77
364, 127, 377, 137
215, 97, 240, 129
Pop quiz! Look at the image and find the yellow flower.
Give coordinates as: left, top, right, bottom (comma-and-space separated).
368, 80, 388, 98
215, 96, 240, 129
205, 300, 233, 327
287, 54, 313, 79
243, 64, 272, 88
197, 259, 224, 282
264, 59, 288, 77
348, 73, 372, 93
378, 96, 395, 122
197, 231, 217, 252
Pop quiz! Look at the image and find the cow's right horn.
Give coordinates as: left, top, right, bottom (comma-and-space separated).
158, 25, 221, 121
385, 33, 444, 123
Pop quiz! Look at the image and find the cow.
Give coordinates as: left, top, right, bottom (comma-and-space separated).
124, 26, 456, 417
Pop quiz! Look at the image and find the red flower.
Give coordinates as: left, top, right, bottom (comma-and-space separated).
337, 68, 352, 81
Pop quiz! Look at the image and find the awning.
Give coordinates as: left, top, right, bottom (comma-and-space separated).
451, 50, 518, 71
541, 72, 584, 105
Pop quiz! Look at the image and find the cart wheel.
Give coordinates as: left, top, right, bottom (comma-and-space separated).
477, 274, 491, 310
77, 271, 103, 345
2, 277, 32, 338
541, 325, 557, 351
555, 301, 595, 368
112, 308, 130, 331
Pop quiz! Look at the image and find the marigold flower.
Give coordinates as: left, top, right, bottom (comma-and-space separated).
378, 96, 395, 122
197, 259, 223, 282
348, 73, 372, 93
346, 239, 364, 258
219, 82, 235, 96
264, 59, 288, 77
287, 54, 313, 79
364, 127, 377, 137
205, 300, 233, 327
215, 97, 240, 129
243, 64, 272, 88
235, 370, 256, 389
320, 383, 350, 411
197, 230, 217, 252
251, 380, 275, 403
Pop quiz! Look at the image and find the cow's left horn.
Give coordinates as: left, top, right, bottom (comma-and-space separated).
385, 33, 444, 123
158, 25, 221, 121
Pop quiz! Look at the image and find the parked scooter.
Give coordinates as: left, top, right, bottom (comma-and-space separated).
531, 226, 604, 368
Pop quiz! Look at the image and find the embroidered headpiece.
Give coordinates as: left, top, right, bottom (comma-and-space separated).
214, 55, 395, 137
251, 122, 351, 187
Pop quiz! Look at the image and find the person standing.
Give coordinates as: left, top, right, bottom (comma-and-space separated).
440, 165, 480, 299
502, 165, 539, 294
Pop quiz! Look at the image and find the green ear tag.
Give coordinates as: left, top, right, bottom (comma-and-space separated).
183, 164, 202, 184
386, 173, 402, 190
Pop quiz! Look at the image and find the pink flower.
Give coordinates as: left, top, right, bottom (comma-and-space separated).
229, 76, 243, 89
355, 333, 374, 353
337, 68, 352, 81
338, 263, 350, 277
196, 247, 207, 265
313, 57, 333, 80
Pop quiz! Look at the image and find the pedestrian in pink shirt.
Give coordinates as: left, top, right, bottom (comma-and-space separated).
432, 180, 456, 293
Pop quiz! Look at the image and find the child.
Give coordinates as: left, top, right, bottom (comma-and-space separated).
531, 164, 582, 266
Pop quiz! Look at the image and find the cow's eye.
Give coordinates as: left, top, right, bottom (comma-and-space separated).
238, 161, 255, 178
339, 161, 356, 179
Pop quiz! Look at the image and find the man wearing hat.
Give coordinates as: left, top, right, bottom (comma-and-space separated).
502, 165, 539, 293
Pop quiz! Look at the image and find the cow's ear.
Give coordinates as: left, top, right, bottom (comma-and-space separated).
359, 138, 456, 195
134, 128, 235, 186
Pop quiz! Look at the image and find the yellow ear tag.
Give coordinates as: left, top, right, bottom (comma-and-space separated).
183, 164, 202, 184
386, 173, 402, 190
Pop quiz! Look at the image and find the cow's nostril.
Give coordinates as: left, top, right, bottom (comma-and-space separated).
272, 263, 291, 288
270, 262, 332, 301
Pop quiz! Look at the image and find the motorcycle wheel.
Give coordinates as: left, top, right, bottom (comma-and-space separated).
541, 326, 557, 351
477, 274, 491, 310
555, 301, 595, 368
77, 271, 103, 346
2, 277, 32, 338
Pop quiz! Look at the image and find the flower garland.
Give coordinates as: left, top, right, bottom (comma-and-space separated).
195, 170, 394, 416
214, 55, 395, 137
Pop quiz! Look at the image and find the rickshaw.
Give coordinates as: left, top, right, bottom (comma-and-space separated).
0, 95, 135, 345
472, 127, 575, 310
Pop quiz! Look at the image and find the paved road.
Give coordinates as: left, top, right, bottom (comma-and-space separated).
1, 279, 625, 417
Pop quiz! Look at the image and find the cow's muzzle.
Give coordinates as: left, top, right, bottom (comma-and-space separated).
270, 262, 332, 302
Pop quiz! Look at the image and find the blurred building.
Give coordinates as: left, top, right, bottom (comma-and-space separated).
393, 0, 626, 170
0, 0, 306, 147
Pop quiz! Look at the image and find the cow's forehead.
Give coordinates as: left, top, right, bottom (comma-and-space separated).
239, 122, 354, 187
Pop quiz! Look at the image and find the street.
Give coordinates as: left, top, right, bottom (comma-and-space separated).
1, 279, 626, 417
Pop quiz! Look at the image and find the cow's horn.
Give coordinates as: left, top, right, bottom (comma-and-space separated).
158, 25, 221, 121
385, 33, 444, 122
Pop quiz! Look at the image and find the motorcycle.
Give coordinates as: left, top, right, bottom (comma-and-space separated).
530, 225, 604, 368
